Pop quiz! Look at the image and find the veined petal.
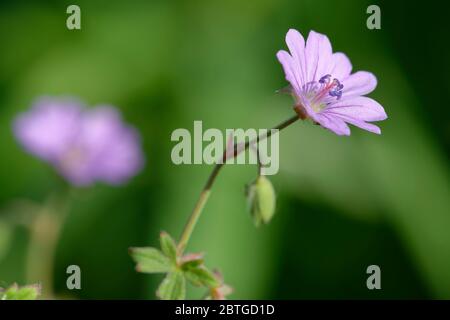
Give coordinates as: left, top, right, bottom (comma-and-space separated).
353, 121, 381, 134
286, 29, 307, 85
276, 50, 302, 94
329, 52, 352, 80
342, 71, 377, 98
305, 30, 333, 82
313, 33, 333, 82
325, 113, 382, 134
314, 112, 351, 136
324, 96, 387, 122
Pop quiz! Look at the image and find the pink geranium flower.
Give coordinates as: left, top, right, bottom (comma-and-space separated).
14, 98, 144, 186
277, 29, 387, 135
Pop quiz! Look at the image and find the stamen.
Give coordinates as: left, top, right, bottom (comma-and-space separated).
329, 78, 344, 100
319, 74, 331, 84
310, 75, 344, 106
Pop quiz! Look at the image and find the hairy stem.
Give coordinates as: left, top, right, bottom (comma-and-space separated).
177, 114, 299, 254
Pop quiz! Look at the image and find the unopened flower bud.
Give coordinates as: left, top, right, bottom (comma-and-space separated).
246, 176, 276, 226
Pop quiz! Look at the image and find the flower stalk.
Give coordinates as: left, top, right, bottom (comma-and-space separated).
176, 114, 299, 255
26, 189, 71, 299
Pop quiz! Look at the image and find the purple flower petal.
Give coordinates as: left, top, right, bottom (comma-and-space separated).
13, 98, 83, 163
99, 128, 144, 185
323, 96, 387, 122
342, 71, 377, 98
276, 50, 302, 94
329, 52, 352, 80
314, 112, 351, 136
285, 29, 307, 86
328, 114, 382, 134
305, 30, 333, 82
79, 106, 144, 185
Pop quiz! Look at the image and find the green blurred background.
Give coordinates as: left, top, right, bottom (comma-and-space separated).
0, 0, 449, 299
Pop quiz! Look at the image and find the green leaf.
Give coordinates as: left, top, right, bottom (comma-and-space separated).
184, 266, 220, 288
1, 284, 40, 300
160, 231, 177, 262
156, 271, 186, 300
129, 247, 172, 273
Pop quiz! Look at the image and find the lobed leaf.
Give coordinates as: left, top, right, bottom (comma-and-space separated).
129, 247, 172, 273
156, 271, 186, 300
159, 231, 178, 263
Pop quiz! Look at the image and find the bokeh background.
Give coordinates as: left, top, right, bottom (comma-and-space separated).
1, 0, 449, 299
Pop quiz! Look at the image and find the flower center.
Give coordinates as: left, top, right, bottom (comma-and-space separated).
60, 146, 87, 172
304, 74, 344, 113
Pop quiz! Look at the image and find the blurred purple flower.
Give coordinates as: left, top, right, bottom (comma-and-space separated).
277, 29, 387, 135
14, 98, 144, 186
